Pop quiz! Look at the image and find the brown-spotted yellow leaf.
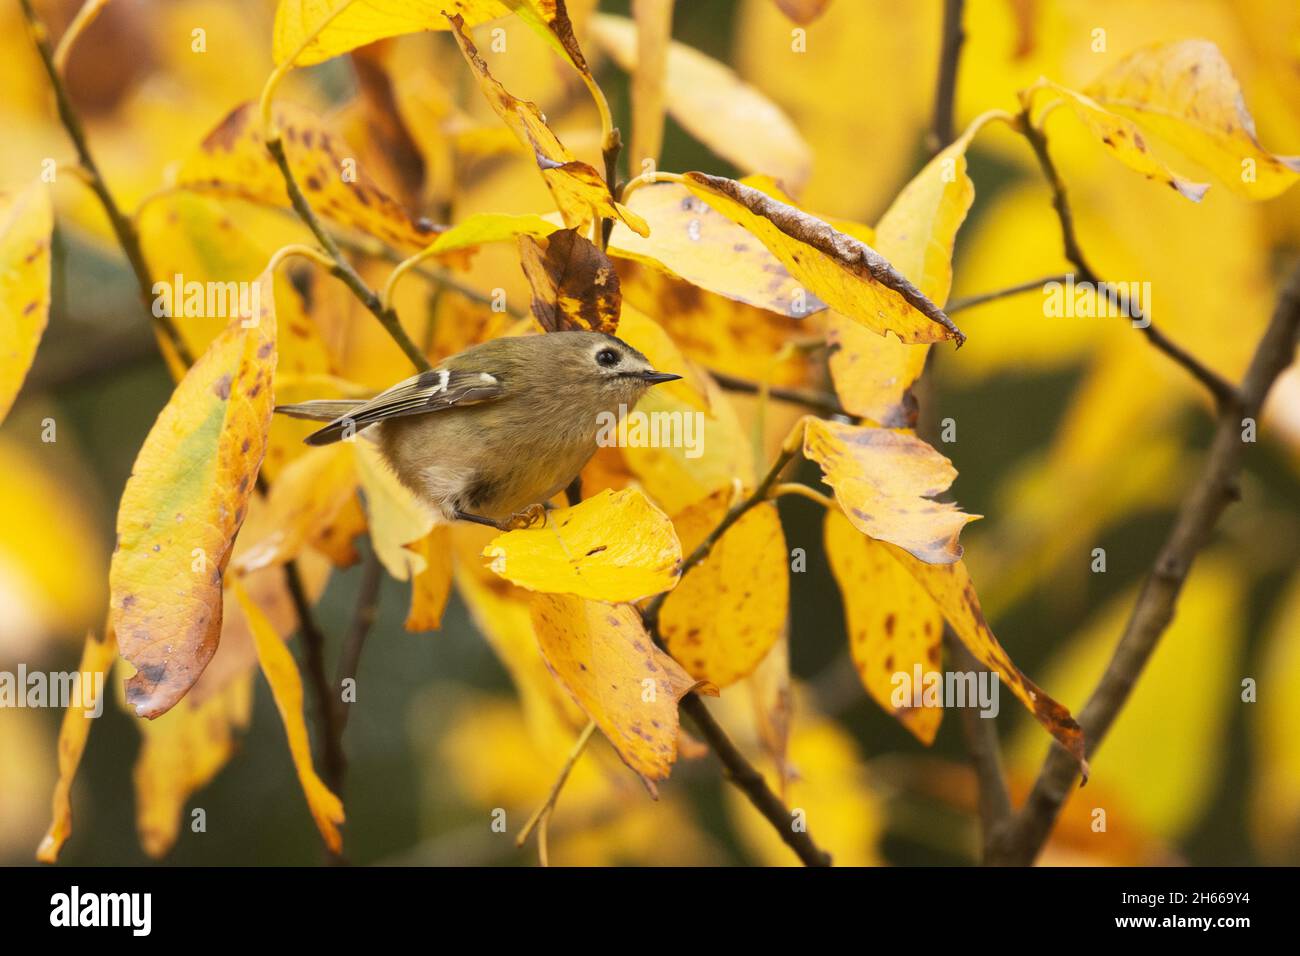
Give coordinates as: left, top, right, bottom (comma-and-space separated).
0, 181, 53, 425
234, 578, 344, 851
883, 539, 1085, 769
529, 592, 714, 784
483, 488, 681, 603
132, 671, 252, 858
1085, 39, 1300, 199
802, 417, 978, 565
681, 172, 963, 344
446, 12, 649, 238
519, 228, 621, 333
824, 509, 943, 744
35, 629, 117, 863
406, 524, 453, 631
608, 181, 824, 319
272, 0, 506, 67
590, 14, 812, 190
180, 101, 442, 250
110, 271, 277, 719
1044, 82, 1209, 202
234, 442, 357, 574
660, 491, 787, 688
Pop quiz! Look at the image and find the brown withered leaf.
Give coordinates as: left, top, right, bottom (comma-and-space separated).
180, 101, 441, 250
681, 172, 964, 345
445, 12, 649, 238
519, 228, 622, 334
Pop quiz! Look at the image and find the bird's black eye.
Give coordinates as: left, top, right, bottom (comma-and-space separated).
596, 347, 620, 367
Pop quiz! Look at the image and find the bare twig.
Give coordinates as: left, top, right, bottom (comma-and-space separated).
1018, 112, 1241, 409
946, 634, 1013, 859
516, 720, 597, 857
264, 137, 432, 372
946, 274, 1070, 314
990, 259, 1300, 865
333, 551, 382, 737
283, 561, 346, 797
927, 0, 966, 155
707, 367, 851, 419
19, 0, 193, 367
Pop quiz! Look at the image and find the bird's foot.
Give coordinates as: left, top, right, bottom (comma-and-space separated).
504, 503, 547, 530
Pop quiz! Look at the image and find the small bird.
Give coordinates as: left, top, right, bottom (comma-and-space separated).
275, 331, 681, 530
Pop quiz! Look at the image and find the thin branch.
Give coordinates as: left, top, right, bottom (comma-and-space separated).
707, 367, 851, 419
19, 0, 193, 367
990, 259, 1300, 866
264, 136, 431, 372
1017, 111, 1241, 410
516, 720, 597, 856
946, 633, 1013, 860
333, 551, 382, 737
284, 561, 346, 797
678, 693, 832, 866
927, 0, 966, 155
946, 274, 1069, 314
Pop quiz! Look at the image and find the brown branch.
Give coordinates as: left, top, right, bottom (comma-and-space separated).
19, 0, 193, 367
284, 561, 346, 797
707, 367, 851, 419
1018, 112, 1241, 410
947, 633, 1013, 859
927, 0, 966, 154
333, 551, 382, 738
946, 274, 1069, 314
990, 259, 1300, 866
264, 137, 432, 373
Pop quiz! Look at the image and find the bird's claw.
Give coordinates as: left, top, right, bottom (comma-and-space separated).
505, 503, 547, 530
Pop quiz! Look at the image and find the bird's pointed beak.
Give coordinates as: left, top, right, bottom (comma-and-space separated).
640, 370, 682, 385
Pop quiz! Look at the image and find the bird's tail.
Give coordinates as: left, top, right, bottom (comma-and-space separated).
274, 400, 363, 423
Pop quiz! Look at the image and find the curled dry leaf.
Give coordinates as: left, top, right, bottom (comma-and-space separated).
234, 579, 344, 852
109, 271, 277, 719
483, 488, 681, 603
660, 491, 788, 688
589, 14, 812, 190
181, 101, 442, 250
445, 12, 649, 238
682, 172, 964, 345
1044, 82, 1209, 202
802, 417, 979, 565
608, 181, 825, 319
1085, 39, 1300, 200
519, 227, 622, 333
530, 592, 716, 785
824, 510, 943, 744
0, 180, 52, 426
36, 629, 118, 864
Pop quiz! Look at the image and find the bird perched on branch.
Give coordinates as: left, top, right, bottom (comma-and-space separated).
275, 331, 681, 530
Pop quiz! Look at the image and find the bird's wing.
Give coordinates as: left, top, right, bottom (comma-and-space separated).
304, 369, 503, 445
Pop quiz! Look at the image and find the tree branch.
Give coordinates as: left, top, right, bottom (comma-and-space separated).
927, 0, 966, 155
333, 550, 382, 738
990, 258, 1300, 865
947, 633, 1013, 859
946, 274, 1069, 314
19, 0, 193, 367
264, 136, 432, 373
707, 367, 851, 419
284, 560, 346, 797
1018, 112, 1241, 410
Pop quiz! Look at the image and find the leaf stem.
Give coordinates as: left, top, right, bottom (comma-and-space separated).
516, 720, 597, 855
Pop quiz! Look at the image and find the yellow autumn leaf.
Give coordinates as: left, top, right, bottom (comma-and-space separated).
681, 172, 963, 345
0, 180, 52, 425
824, 509, 944, 744
1252, 571, 1300, 859
406, 524, 453, 631
234, 578, 344, 852
180, 101, 441, 250
234, 442, 358, 574
627, 0, 672, 170
446, 12, 649, 238
272, 0, 507, 68
483, 488, 681, 603
802, 417, 978, 565
1086, 38, 1300, 199
518, 227, 622, 334
660, 491, 788, 688
609, 181, 822, 319
110, 270, 277, 719
589, 13, 812, 190
1040, 82, 1209, 201
529, 592, 713, 784
882, 540, 1085, 766
352, 437, 436, 581
421, 212, 558, 257
35, 629, 118, 864
132, 672, 253, 858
